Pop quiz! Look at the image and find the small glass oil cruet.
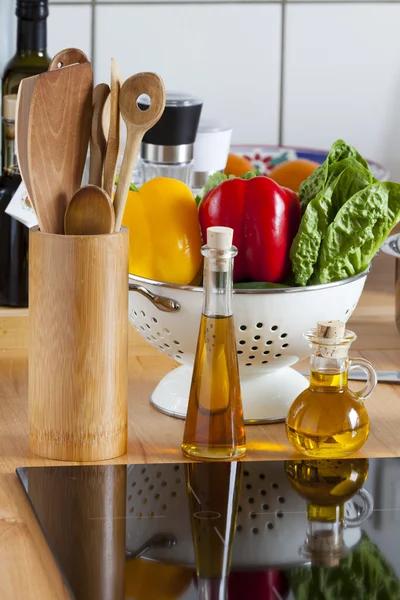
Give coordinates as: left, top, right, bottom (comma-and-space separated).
285, 458, 372, 567
182, 226, 246, 460
286, 320, 377, 458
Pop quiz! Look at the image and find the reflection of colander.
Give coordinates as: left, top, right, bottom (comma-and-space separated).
129, 269, 368, 422
125, 463, 372, 569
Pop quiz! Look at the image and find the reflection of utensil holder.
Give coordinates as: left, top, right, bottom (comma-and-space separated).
29, 228, 129, 461
29, 465, 127, 600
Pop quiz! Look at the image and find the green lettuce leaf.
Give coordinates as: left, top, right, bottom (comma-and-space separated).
299, 139, 370, 214
314, 182, 400, 283
291, 158, 374, 286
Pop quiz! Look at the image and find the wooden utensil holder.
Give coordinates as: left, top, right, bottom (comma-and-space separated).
29, 227, 129, 461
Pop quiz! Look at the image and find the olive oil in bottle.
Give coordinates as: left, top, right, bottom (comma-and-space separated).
2, 0, 51, 170
285, 458, 370, 566
286, 320, 377, 458
182, 226, 246, 460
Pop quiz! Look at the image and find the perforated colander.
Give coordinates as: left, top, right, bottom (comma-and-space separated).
125, 462, 371, 569
129, 270, 368, 423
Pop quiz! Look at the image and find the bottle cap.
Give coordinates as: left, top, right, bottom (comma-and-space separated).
316, 320, 345, 341
16, 0, 49, 19
140, 91, 203, 164
2, 95, 17, 121
207, 226, 233, 251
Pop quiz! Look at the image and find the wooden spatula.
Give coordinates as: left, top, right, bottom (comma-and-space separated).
113, 72, 166, 231
15, 75, 41, 222
27, 63, 93, 234
48, 47, 89, 71
89, 83, 110, 187
103, 58, 122, 199
64, 185, 114, 235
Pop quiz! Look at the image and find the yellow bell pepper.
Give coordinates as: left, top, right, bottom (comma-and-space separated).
122, 177, 203, 285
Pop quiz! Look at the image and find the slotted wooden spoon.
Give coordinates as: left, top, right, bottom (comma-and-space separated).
27, 62, 93, 233
64, 185, 114, 235
113, 72, 166, 231
103, 58, 122, 198
48, 47, 89, 71
89, 83, 110, 187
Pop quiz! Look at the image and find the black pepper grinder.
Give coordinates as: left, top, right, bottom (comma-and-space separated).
139, 91, 202, 186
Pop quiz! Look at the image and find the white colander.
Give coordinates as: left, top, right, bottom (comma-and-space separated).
125, 462, 372, 569
129, 270, 368, 423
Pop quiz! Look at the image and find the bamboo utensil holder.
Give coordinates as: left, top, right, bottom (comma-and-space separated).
29, 227, 129, 461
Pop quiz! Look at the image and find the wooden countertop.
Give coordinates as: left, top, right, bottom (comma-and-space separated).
2, 250, 400, 598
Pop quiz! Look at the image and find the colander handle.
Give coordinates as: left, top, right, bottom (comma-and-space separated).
349, 358, 377, 400
129, 282, 181, 312
345, 488, 374, 528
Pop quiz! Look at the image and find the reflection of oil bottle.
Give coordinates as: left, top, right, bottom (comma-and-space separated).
285, 458, 371, 567
182, 226, 246, 460
286, 320, 377, 457
186, 462, 242, 598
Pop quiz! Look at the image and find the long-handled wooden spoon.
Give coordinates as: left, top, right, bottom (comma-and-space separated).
103, 58, 122, 198
89, 83, 110, 187
113, 72, 166, 231
48, 47, 89, 71
64, 185, 114, 235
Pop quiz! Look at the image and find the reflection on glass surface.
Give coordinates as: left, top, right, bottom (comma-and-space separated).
186, 462, 242, 599
16, 458, 400, 599
27, 465, 126, 600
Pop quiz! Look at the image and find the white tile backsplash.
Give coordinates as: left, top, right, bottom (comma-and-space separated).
48, 5, 92, 61
95, 4, 282, 145
283, 3, 400, 181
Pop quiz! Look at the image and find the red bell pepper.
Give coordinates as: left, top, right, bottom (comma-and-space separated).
198, 176, 300, 283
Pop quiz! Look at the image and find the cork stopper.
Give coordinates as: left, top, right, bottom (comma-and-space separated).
306, 528, 344, 568
317, 320, 345, 341
3, 95, 17, 121
207, 226, 233, 250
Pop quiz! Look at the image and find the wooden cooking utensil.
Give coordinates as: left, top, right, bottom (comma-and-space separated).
89, 83, 110, 187
103, 58, 122, 199
64, 185, 115, 235
28, 63, 93, 234
48, 47, 89, 71
113, 72, 166, 231
15, 74, 41, 222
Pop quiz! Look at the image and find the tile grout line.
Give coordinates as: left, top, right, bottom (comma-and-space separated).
278, 0, 285, 146
50, 1, 400, 5
91, 0, 96, 74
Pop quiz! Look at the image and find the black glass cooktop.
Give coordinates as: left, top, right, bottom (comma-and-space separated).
17, 458, 400, 599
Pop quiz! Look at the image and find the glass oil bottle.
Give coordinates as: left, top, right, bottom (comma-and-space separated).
285, 458, 371, 567
286, 320, 377, 458
182, 226, 246, 460
186, 462, 242, 598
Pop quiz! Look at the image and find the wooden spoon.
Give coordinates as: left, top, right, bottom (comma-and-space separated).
28, 63, 93, 234
113, 72, 166, 231
64, 185, 115, 235
89, 83, 110, 187
15, 74, 41, 223
48, 47, 89, 71
103, 58, 122, 199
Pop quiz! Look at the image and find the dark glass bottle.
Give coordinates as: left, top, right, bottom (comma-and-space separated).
0, 95, 28, 307
2, 0, 51, 170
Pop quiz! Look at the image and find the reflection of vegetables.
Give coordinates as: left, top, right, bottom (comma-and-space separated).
125, 559, 193, 600
122, 177, 203, 285
290, 140, 400, 285
288, 533, 400, 600
228, 570, 289, 600
198, 175, 300, 283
